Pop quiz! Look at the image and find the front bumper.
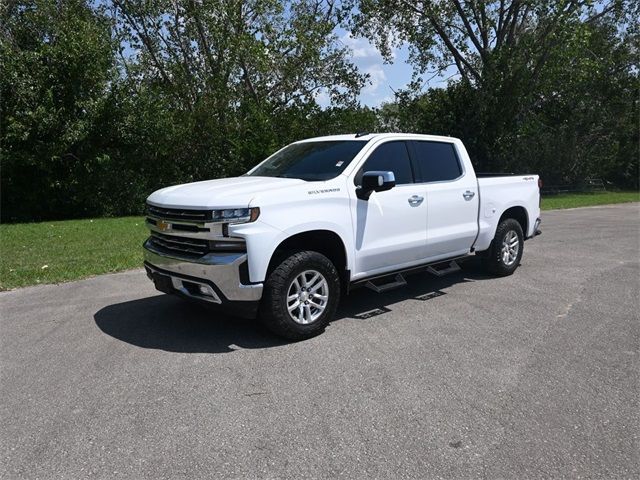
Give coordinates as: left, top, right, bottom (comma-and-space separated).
143, 240, 263, 311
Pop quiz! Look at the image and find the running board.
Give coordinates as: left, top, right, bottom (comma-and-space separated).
365, 274, 407, 293
427, 260, 461, 277
348, 254, 471, 294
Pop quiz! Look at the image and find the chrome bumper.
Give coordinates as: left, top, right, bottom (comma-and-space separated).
143, 240, 263, 303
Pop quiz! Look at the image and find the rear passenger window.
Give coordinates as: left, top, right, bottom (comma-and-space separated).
355, 141, 414, 185
412, 141, 462, 182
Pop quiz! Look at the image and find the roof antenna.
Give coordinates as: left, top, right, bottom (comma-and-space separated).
355, 132, 369, 138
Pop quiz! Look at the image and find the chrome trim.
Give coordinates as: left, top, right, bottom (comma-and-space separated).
408, 195, 424, 206
147, 200, 212, 210
146, 203, 211, 222
146, 202, 258, 225
169, 274, 222, 304
374, 171, 396, 183
143, 241, 263, 302
146, 217, 224, 239
146, 215, 208, 228
149, 232, 208, 256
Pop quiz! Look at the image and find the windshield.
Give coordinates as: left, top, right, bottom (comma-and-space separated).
247, 141, 368, 181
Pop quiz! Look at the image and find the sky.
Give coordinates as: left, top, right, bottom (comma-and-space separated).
115, 12, 449, 109
317, 28, 453, 108
338, 30, 412, 106
331, 1, 615, 108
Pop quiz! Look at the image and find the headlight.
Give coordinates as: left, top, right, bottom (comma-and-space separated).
211, 207, 260, 224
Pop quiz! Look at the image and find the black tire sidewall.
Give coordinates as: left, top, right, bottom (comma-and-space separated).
487, 219, 524, 276
260, 251, 341, 340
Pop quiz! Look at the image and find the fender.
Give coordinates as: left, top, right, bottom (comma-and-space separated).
262, 222, 353, 283
476, 201, 531, 251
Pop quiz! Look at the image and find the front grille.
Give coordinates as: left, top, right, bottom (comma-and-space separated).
149, 232, 209, 257
146, 203, 212, 222
146, 217, 207, 232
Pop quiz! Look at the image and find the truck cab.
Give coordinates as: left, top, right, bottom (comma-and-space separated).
144, 133, 541, 339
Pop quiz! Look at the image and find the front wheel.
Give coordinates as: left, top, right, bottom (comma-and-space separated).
259, 250, 341, 340
482, 218, 524, 276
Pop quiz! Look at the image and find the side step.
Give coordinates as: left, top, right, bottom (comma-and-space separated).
427, 260, 461, 277
365, 273, 407, 293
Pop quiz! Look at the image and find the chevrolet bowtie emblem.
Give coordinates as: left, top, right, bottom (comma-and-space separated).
157, 220, 172, 232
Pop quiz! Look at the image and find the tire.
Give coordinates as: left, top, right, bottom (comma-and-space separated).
259, 250, 341, 340
482, 218, 524, 276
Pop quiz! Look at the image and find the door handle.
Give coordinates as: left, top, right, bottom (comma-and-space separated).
408, 195, 424, 206
463, 190, 475, 200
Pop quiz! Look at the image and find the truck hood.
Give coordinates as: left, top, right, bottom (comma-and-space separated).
146, 176, 305, 209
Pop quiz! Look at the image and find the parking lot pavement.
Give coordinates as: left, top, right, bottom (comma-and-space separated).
1, 203, 638, 479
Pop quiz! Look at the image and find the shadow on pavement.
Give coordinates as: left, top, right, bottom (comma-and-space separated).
337, 257, 492, 320
94, 295, 286, 354
94, 257, 493, 354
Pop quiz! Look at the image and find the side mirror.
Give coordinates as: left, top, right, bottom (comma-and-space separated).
356, 171, 396, 200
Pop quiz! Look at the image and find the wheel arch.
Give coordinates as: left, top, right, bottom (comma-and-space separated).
266, 229, 350, 284
499, 205, 529, 236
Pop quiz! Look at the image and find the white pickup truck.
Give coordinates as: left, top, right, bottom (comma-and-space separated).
144, 133, 541, 339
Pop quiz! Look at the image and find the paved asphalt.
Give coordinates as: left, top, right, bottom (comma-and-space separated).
1, 204, 639, 479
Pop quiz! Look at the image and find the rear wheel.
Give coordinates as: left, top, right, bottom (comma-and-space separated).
259, 250, 340, 340
483, 218, 524, 276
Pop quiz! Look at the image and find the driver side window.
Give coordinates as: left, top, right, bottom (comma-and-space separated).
355, 141, 414, 186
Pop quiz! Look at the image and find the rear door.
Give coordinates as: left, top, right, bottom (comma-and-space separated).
350, 141, 427, 276
409, 140, 479, 258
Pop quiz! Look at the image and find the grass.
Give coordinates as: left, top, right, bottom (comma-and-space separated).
0, 216, 147, 290
541, 190, 639, 210
1, 190, 638, 290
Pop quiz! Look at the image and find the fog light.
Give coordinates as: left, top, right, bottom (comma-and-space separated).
199, 285, 212, 296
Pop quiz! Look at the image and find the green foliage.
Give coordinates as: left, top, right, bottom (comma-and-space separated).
1, 0, 372, 222
0, 215, 147, 290
106, 0, 369, 183
1, 0, 118, 220
1, 0, 637, 223
354, 0, 639, 187
541, 191, 640, 210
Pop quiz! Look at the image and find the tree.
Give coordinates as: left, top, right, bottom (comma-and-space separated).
109, 0, 366, 172
352, 0, 628, 85
351, 0, 638, 184
1, 0, 118, 220
1, 0, 372, 221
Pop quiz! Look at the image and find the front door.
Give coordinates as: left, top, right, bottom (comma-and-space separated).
350, 141, 428, 276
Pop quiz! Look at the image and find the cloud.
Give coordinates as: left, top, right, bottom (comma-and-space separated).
314, 89, 330, 107
338, 32, 396, 105
340, 33, 396, 65
341, 33, 379, 61
378, 94, 395, 105
363, 64, 387, 94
